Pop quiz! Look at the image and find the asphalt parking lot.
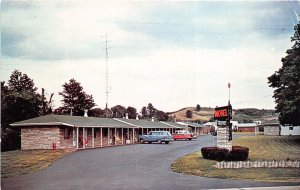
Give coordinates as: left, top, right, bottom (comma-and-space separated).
2, 135, 300, 190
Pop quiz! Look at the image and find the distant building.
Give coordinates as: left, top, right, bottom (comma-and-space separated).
176, 122, 210, 135
236, 123, 257, 132
255, 119, 280, 136
281, 125, 300, 136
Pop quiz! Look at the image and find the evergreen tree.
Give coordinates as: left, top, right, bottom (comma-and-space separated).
57, 79, 96, 116
268, 22, 300, 125
196, 104, 201, 111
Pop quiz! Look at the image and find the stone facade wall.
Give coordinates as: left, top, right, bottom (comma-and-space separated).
59, 127, 75, 149
216, 160, 300, 169
21, 127, 60, 150
22, 126, 138, 150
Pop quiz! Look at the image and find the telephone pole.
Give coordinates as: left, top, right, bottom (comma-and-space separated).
105, 34, 109, 118
228, 82, 231, 105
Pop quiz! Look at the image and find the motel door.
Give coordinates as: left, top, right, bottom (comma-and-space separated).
78, 128, 88, 149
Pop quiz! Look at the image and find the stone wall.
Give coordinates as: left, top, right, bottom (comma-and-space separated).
216, 160, 300, 169
21, 127, 60, 150
59, 127, 75, 149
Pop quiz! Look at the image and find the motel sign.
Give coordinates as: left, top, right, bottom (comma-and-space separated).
214, 104, 233, 142
214, 105, 232, 121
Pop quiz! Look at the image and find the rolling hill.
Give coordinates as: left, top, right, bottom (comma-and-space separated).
167, 107, 277, 123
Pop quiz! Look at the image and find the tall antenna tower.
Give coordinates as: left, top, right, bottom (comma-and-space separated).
105, 34, 109, 118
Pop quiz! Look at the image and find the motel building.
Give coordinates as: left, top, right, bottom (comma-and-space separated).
176, 122, 211, 136
10, 114, 186, 150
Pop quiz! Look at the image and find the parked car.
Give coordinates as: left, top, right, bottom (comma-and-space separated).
139, 131, 173, 144
172, 130, 193, 140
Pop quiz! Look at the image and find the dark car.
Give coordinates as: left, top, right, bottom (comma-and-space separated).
139, 131, 173, 144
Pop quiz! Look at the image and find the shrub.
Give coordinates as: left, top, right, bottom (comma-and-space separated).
201, 146, 249, 161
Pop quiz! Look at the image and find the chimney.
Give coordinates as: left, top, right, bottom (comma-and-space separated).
125, 113, 129, 119
151, 117, 155, 122
136, 114, 139, 120
84, 110, 88, 117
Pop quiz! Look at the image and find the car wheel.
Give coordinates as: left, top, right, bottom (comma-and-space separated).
148, 142, 152, 144
140, 139, 145, 144
157, 140, 162, 144
188, 138, 192, 141
165, 141, 169, 144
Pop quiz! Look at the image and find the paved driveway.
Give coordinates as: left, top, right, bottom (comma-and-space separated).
2, 135, 300, 190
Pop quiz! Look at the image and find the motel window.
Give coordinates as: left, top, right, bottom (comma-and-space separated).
289, 127, 294, 130
64, 128, 71, 139
258, 126, 264, 132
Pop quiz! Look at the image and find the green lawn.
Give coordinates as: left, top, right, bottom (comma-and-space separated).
1, 149, 73, 178
172, 136, 300, 182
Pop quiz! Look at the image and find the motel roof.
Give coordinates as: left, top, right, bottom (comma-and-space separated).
177, 122, 206, 128
10, 115, 138, 128
259, 119, 280, 126
114, 118, 181, 129
160, 121, 188, 129
237, 123, 257, 128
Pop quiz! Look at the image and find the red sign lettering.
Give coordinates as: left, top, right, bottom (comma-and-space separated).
214, 109, 228, 118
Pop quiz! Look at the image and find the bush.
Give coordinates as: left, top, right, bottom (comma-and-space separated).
201, 146, 249, 161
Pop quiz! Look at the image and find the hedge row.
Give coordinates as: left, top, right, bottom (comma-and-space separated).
201, 146, 249, 161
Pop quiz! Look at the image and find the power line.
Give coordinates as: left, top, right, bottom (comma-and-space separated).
233, 95, 273, 105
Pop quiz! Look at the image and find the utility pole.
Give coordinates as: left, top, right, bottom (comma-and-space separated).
227, 82, 232, 141
105, 34, 109, 118
228, 82, 231, 105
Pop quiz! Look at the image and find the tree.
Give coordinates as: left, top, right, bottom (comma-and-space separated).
140, 106, 147, 119
89, 108, 106, 117
41, 88, 54, 115
155, 110, 169, 121
57, 79, 96, 116
268, 22, 300, 125
147, 103, 156, 117
127, 106, 137, 119
196, 104, 201, 111
1, 70, 42, 151
111, 105, 127, 118
186, 110, 193, 118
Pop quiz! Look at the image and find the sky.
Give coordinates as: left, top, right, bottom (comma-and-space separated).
1, 0, 300, 112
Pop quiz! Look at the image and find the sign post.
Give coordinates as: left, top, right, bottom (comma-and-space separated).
214, 105, 232, 150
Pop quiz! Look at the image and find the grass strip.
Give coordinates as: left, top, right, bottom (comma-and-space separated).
172, 136, 300, 182
1, 149, 73, 178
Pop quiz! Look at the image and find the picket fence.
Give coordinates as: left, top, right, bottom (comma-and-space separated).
215, 160, 300, 169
